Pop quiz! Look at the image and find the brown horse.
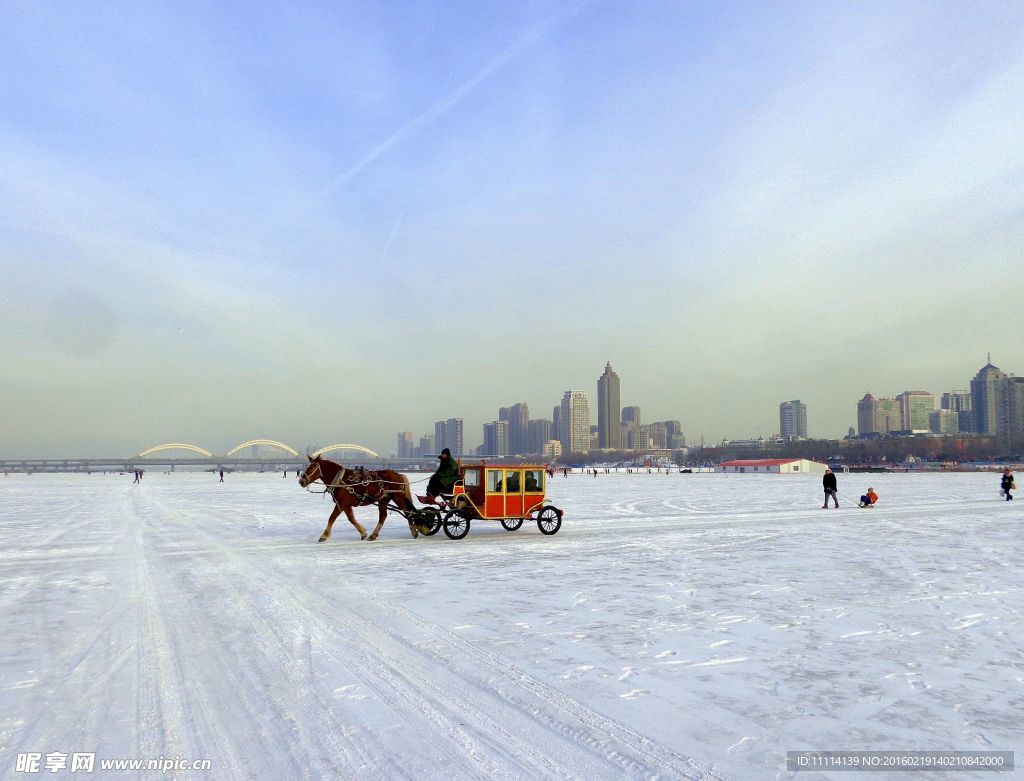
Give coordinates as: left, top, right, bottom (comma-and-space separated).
298, 455, 421, 542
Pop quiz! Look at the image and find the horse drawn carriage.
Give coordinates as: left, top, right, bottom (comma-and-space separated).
417, 462, 564, 540
298, 456, 563, 542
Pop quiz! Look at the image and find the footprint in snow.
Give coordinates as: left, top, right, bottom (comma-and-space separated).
560, 665, 594, 680
727, 736, 758, 753
334, 685, 368, 700
619, 688, 649, 699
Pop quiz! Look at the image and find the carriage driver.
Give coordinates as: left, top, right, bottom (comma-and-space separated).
425, 448, 460, 501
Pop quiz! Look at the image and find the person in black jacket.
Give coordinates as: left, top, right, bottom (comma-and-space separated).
822, 468, 839, 508
426, 448, 460, 500
1001, 467, 1015, 501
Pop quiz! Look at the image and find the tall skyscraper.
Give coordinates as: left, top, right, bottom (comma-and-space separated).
418, 434, 435, 457
506, 402, 529, 455
527, 419, 552, 454
942, 390, 973, 434
434, 417, 464, 455
971, 357, 1007, 436
663, 420, 685, 450
929, 410, 959, 434
483, 420, 509, 456
649, 421, 668, 449
596, 362, 621, 450
857, 393, 900, 434
396, 431, 414, 458
998, 376, 1024, 444
559, 390, 591, 455
622, 406, 641, 427
896, 391, 935, 433
856, 394, 876, 435
779, 400, 808, 440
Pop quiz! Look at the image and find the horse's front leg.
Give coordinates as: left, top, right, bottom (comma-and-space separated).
319, 505, 341, 542
367, 502, 389, 541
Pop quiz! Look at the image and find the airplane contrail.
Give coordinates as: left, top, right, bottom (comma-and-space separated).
319, 3, 591, 199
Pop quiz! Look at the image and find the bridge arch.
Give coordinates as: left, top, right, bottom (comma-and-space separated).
138, 443, 213, 458
311, 444, 380, 459
225, 439, 299, 458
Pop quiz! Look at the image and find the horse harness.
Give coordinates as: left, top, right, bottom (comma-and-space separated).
329, 466, 392, 505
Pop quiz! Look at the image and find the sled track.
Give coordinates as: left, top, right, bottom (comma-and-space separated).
135, 490, 416, 780
138, 486, 723, 780
350, 585, 724, 780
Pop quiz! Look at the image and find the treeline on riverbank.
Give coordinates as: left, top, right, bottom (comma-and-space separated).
559, 434, 1020, 467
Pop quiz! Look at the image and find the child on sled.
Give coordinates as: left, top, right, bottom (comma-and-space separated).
858, 487, 879, 508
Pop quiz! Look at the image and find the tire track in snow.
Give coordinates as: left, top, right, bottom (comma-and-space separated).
142, 485, 718, 779
133, 488, 409, 781
344, 586, 724, 781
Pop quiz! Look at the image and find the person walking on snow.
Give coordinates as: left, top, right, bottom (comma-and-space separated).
823, 468, 839, 508
1001, 467, 1015, 500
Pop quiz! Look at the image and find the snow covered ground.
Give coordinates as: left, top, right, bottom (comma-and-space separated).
1, 470, 1021, 780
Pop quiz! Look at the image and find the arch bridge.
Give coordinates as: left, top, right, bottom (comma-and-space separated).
134, 440, 379, 461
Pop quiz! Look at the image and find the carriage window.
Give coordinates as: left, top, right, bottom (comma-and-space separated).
487, 469, 503, 492
463, 469, 481, 488
524, 470, 543, 492
504, 470, 521, 493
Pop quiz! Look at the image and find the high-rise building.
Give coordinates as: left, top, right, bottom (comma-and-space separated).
527, 419, 552, 455
506, 402, 529, 455
559, 390, 591, 455
649, 421, 668, 449
857, 393, 900, 434
663, 420, 685, 449
896, 391, 935, 433
418, 434, 435, 457
396, 432, 414, 458
779, 400, 808, 440
597, 362, 621, 450
434, 417, 464, 455
621, 406, 641, 451
998, 376, 1024, 444
542, 440, 562, 460
634, 425, 652, 451
857, 394, 876, 435
483, 420, 509, 456
971, 358, 1007, 436
942, 390, 973, 434
622, 406, 641, 427
929, 409, 960, 434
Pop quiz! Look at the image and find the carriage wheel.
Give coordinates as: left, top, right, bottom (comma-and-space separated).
417, 507, 442, 536
537, 506, 562, 535
442, 510, 471, 540
501, 517, 524, 532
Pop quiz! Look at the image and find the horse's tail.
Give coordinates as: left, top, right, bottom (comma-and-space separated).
399, 473, 415, 510
393, 472, 417, 509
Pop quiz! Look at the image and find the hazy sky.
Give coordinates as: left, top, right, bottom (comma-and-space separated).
2, 1, 1023, 457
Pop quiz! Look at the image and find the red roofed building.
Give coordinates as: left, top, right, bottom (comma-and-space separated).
716, 458, 827, 474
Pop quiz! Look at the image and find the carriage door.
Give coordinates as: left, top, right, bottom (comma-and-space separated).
486, 469, 505, 518
504, 469, 524, 517
523, 468, 544, 514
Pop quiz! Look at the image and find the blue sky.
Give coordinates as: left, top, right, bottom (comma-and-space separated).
2, 1, 1023, 456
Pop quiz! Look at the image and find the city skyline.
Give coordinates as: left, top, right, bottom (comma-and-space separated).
2, 4, 1023, 457
1, 351, 1022, 458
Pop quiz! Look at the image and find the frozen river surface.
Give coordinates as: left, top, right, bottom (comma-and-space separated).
1, 470, 1021, 780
